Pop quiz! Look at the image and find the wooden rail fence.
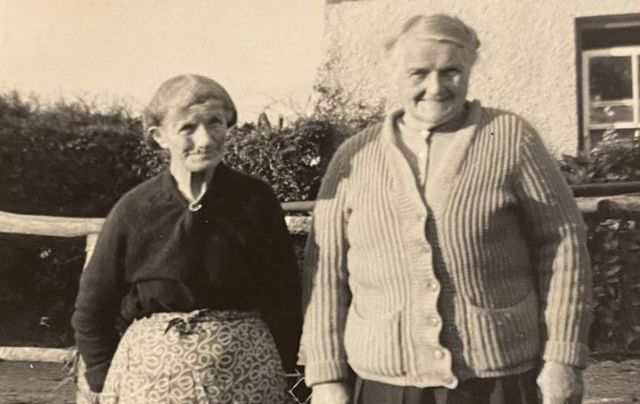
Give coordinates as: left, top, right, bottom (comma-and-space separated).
1, 194, 640, 363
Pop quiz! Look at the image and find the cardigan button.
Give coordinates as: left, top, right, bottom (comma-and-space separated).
427, 281, 439, 292
433, 349, 445, 359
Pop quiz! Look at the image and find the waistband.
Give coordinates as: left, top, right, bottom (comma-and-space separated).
144, 309, 260, 322
136, 309, 261, 336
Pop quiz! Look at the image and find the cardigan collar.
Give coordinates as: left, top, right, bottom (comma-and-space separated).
381, 100, 483, 214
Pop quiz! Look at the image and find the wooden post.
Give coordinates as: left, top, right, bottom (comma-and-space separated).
84, 233, 99, 267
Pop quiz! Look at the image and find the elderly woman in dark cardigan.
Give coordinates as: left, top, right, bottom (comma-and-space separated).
301, 14, 592, 404
72, 74, 301, 403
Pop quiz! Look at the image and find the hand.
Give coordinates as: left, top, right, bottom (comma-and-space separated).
77, 389, 101, 404
536, 361, 583, 404
311, 382, 352, 404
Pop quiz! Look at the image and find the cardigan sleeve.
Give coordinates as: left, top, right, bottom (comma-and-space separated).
514, 123, 592, 368
257, 186, 303, 373
71, 202, 128, 393
300, 145, 353, 386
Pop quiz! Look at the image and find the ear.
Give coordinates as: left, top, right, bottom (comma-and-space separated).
148, 126, 168, 149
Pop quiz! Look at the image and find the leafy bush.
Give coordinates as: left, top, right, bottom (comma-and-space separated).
0, 91, 166, 217
0, 93, 164, 345
588, 218, 640, 350
557, 135, 640, 351
0, 92, 330, 344
225, 118, 331, 202
310, 84, 385, 160
560, 136, 640, 185
4, 87, 640, 354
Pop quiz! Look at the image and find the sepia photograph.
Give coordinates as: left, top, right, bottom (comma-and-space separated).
0, 0, 639, 403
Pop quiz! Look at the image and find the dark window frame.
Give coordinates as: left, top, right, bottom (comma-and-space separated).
575, 13, 640, 151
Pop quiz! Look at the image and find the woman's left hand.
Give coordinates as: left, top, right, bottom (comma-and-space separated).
536, 361, 583, 404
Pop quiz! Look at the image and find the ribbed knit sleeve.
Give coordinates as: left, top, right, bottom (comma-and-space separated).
514, 123, 592, 368
301, 142, 354, 386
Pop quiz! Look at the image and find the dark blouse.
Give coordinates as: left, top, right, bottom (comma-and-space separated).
72, 164, 302, 392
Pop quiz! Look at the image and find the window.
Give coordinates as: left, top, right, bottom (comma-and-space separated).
582, 47, 640, 147
576, 14, 640, 150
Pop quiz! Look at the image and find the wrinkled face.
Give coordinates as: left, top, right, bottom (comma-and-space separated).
392, 38, 471, 127
151, 101, 227, 173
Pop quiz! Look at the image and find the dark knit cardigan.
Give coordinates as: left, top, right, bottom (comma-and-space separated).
72, 164, 302, 392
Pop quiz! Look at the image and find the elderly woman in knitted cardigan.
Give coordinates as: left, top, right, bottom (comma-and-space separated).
301, 14, 591, 404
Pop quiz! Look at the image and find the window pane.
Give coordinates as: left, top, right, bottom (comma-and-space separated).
590, 104, 634, 124
590, 128, 639, 146
589, 56, 632, 101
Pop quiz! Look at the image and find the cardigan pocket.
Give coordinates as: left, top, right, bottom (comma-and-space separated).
344, 305, 405, 377
464, 291, 541, 372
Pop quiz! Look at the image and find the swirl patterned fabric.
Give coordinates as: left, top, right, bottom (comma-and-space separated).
96, 310, 291, 404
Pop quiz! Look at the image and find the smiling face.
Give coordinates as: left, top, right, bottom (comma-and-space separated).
391, 38, 471, 127
150, 100, 228, 173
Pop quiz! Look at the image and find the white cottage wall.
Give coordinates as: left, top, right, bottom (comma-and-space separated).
321, 0, 640, 155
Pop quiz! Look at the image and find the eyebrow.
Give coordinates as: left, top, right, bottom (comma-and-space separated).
178, 120, 196, 129
406, 63, 462, 72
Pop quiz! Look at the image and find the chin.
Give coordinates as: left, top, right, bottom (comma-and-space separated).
186, 155, 222, 172
416, 104, 462, 125
187, 161, 220, 173
413, 111, 450, 125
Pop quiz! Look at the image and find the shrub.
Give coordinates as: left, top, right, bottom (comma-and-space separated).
3, 88, 640, 354
225, 118, 331, 202
0, 92, 330, 344
588, 218, 640, 350
559, 136, 640, 185
0, 91, 165, 217
0, 93, 165, 345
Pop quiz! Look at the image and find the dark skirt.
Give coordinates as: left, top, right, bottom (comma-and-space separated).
354, 368, 540, 404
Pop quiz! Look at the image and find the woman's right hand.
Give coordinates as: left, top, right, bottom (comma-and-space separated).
311, 382, 352, 404
77, 389, 101, 404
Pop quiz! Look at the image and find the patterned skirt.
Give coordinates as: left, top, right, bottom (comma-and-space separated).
97, 309, 291, 404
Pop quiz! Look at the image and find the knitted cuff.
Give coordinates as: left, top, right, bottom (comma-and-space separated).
543, 340, 590, 368
303, 360, 351, 387
77, 389, 101, 404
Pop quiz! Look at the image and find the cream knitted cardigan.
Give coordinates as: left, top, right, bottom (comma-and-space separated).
300, 101, 592, 389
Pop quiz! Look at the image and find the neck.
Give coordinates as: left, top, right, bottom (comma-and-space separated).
169, 163, 215, 202
403, 103, 468, 133
402, 113, 438, 132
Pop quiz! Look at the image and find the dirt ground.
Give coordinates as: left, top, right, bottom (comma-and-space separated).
0, 358, 638, 404
0, 361, 75, 404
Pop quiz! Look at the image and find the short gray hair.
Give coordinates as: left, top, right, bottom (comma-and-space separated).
385, 14, 481, 66
143, 74, 237, 134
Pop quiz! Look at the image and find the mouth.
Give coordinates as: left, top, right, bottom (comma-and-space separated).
187, 152, 217, 161
420, 94, 453, 103
189, 147, 222, 156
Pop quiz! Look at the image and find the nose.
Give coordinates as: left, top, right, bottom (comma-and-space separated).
192, 124, 216, 148
424, 72, 443, 95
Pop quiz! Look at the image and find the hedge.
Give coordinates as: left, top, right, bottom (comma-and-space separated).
1, 91, 639, 352
0, 92, 330, 346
